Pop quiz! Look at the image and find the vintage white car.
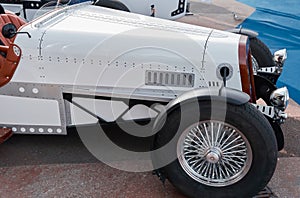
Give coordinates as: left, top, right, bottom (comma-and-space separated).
0, 2, 289, 197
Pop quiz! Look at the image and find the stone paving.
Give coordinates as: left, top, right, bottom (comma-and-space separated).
269, 157, 300, 198
177, 0, 255, 30
0, 157, 299, 197
0, 100, 299, 197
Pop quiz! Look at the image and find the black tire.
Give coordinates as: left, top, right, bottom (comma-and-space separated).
250, 37, 275, 69
94, 0, 130, 12
250, 38, 280, 84
153, 101, 277, 198
254, 75, 277, 105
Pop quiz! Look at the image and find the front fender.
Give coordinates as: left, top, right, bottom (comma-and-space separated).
228, 28, 258, 38
153, 87, 250, 133
266, 117, 284, 151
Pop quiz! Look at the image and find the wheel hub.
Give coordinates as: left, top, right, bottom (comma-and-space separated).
205, 147, 221, 164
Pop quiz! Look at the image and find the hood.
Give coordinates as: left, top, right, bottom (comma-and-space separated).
12, 3, 241, 89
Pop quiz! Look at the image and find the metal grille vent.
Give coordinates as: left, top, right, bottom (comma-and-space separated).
208, 81, 220, 87
257, 66, 278, 74
253, 104, 275, 118
145, 70, 194, 87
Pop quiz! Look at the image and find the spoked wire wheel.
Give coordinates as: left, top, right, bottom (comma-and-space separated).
177, 120, 253, 187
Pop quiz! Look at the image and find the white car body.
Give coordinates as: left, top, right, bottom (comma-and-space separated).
0, 3, 244, 135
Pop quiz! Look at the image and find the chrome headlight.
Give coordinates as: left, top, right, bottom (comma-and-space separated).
274, 49, 287, 64
270, 87, 289, 111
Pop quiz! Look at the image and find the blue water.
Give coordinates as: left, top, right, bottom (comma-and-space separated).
237, 0, 300, 104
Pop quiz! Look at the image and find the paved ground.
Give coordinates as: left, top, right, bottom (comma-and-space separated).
1, 159, 298, 198
0, 100, 299, 197
177, 0, 255, 30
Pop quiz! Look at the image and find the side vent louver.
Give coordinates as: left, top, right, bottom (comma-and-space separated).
208, 81, 220, 87
145, 70, 194, 87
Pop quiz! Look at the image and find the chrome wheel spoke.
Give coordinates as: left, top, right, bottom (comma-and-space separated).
218, 130, 235, 148
195, 126, 210, 148
222, 149, 246, 155
186, 133, 207, 151
220, 134, 242, 151
222, 157, 243, 169
195, 159, 206, 173
211, 122, 214, 148
214, 123, 222, 147
222, 142, 246, 153
203, 123, 212, 147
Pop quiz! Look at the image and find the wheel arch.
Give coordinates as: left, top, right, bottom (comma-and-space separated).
153, 87, 250, 133
228, 28, 258, 38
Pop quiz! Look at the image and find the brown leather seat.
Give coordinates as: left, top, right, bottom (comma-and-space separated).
0, 13, 24, 88
0, 13, 26, 46
0, 44, 22, 87
0, 12, 24, 137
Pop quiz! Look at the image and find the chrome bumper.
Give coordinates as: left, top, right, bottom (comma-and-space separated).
253, 86, 289, 124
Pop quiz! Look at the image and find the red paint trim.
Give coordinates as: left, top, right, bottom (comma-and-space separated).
239, 35, 256, 102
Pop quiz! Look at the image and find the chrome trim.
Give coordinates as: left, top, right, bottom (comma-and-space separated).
274, 48, 287, 65
257, 66, 281, 74
253, 104, 288, 124
270, 87, 289, 111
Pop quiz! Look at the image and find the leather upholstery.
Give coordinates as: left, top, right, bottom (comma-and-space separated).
0, 13, 26, 45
